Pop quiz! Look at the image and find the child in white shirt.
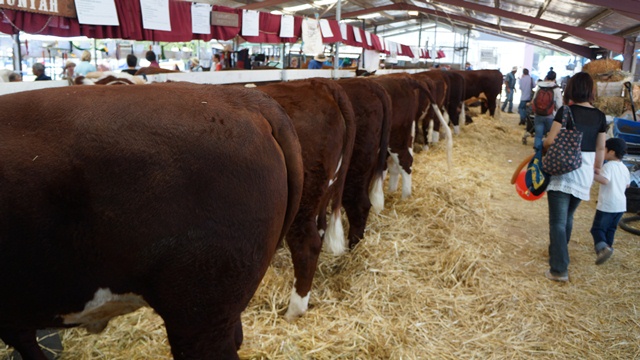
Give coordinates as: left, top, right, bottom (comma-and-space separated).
591, 138, 631, 265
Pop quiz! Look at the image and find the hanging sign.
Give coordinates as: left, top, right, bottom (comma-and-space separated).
0, 0, 77, 18
211, 11, 238, 27
75, 0, 119, 26
140, 0, 171, 32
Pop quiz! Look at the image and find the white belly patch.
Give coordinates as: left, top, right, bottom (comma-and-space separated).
60, 288, 148, 333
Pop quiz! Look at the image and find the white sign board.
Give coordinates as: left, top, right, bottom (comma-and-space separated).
75, 0, 119, 26
191, 3, 212, 34
140, 0, 171, 32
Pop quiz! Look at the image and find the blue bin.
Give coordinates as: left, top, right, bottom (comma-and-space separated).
613, 117, 640, 145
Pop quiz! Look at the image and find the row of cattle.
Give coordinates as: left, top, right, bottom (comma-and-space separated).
0, 69, 502, 360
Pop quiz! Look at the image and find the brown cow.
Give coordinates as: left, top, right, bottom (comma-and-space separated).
337, 77, 392, 248
369, 74, 450, 199
454, 69, 503, 117
413, 71, 447, 149
0, 83, 304, 360
257, 78, 356, 321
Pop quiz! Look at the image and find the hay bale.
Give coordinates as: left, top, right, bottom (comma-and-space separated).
583, 59, 622, 76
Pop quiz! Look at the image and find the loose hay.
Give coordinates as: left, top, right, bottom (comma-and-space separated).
2, 112, 640, 359
593, 96, 626, 116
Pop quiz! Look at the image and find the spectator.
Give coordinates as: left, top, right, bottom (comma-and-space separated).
590, 138, 630, 265
212, 54, 222, 71
75, 50, 97, 76
308, 53, 326, 69
32, 63, 51, 81
542, 72, 607, 282
518, 68, 535, 125
146, 51, 160, 68
501, 66, 517, 113
189, 57, 203, 72
121, 54, 138, 75
8, 72, 22, 82
465, 62, 473, 71
546, 67, 556, 81
61, 61, 76, 80
531, 72, 563, 152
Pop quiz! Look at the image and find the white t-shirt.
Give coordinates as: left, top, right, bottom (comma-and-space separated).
596, 160, 631, 213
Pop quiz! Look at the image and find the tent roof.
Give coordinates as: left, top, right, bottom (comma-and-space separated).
226, 0, 640, 57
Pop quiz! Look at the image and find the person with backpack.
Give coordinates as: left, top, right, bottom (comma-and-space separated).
531, 71, 563, 151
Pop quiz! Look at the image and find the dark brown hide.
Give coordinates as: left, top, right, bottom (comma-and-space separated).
257, 78, 356, 320
337, 78, 392, 248
0, 83, 303, 360
454, 69, 503, 116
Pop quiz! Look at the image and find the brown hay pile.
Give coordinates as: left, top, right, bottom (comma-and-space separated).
2, 112, 640, 359
583, 59, 622, 76
594, 96, 626, 116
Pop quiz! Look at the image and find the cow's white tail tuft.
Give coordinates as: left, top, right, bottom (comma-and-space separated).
459, 104, 466, 128
369, 175, 384, 214
387, 153, 401, 192
432, 104, 453, 170
401, 166, 412, 199
324, 209, 346, 256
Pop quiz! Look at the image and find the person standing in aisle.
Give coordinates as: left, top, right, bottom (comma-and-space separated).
543, 72, 607, 282
465, 62, 473, 70
501, 66, 517, 113
590, 138, 631, 265
75, 50, 97, 77
518, 68, 535, 125
531, 72, 563, 152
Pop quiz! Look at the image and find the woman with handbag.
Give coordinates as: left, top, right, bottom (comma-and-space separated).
542, 72, 607, 282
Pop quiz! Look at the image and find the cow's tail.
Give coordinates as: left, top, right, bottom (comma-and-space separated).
256, 92, 304, 244
321, 79, 356, 256
368, 81, 392, 214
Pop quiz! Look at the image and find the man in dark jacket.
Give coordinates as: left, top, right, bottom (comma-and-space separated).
32, 63, 51, 81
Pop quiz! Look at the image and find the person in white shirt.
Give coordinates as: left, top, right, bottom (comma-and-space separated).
590, 137, 631, 265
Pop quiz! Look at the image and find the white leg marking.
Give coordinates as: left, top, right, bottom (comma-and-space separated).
387, 152, 401, 192
61, 288, 148, 333
324, 209, 346, 255
401, 167, 412, 199
285, 280, 310, 322
454, 125, 460, 135
432, 131, 440, 143
460, 104, 466, 128
369, 175, 385, 214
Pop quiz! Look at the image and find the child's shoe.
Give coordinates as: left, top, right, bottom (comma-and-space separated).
595, 246, 613, 265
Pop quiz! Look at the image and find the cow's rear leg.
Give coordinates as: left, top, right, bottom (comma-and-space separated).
161, 315, 240, 360
285, 219, 322, 322
343, 187, 371, 249
0, 328, 49, 360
